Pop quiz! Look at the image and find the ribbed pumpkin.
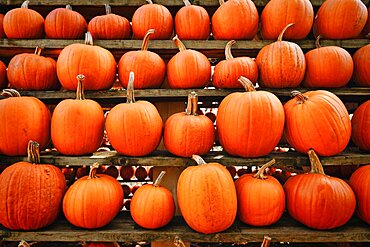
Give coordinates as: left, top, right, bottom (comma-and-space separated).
351, 100, 370, 151
3, 1, 44, 39
51, 75, 104, 155
118, 29, 165, 89
261, 0, 314, 40
106, 72, 163, 156
164, 92, 214, 157
0, 60, 6, 89
63, 163, 124, 229
132, 0, 173, 40
217, 77, 285, 158
284, 90, 351, 156
349, 165, 370, 224
84, 243, 120, 247
235, 159, 285, 226
0, 14, 5, 38
285, 149, 356, 230
167, 36, 211, 88
303, 36, 354, 88
57, 32, 116, 90
177, 155, 237, 234
175, 0, 210, 40
0, 89, 50, 156
0, 141, 66, 230
213, 40, 258, 88
7, 47, 58, 90
353, 44, 370, 86
256, 24, 306, 88
313, 0, 367, 39
88, 4, 131, 40
131, 171, 175, 229
45, 5, 87, 39
212, 0, 258, 40
363, 7, 370, 36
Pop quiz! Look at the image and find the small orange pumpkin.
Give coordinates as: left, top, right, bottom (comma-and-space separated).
349, 165, 370, 224
0, 60, 6, 89
0, 14, 5, 38
351, 100, 370, 151
353, 44, 370, 86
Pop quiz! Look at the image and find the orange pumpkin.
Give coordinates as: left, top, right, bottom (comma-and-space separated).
63, 163, 124, 229
120, 166, 135, 181
256, 24, 306, 88
118, 29, 165, 89
177, 155, 237, 234
175, 0, 210, 40
131, 171, 175, 229
313, 0, 367, 39
213, 40, 258, 88
45, 5, 87, 39
261, 0, 314, 40
164, 92, 214, 157
88, 4, 131, 40
132, 0, 173, 40
7, 47, 58, 90
0, 141, 66, 230
0, 60, 6, 89
51, 75, 105, 155
285, 150, 356, 230
363, 7, 370, 36
212, 0, 258, 40
236, 159, 285, 226
167, 36, 211, 88
217, 77, 285, 157
0, 89, 51, 156
303, 36, 353, 88
57, 32, 116, 90
84, 243, 120, 247
351, 100, 370, 151
353, 44, 370, 86
0, 14, 5, 38
349, 165, 370, 224
106, 72, 163, 156
284, 90, 351, 156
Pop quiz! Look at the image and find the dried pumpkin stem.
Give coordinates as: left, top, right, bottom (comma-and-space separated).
253, 159, 276, 180
105, 4, 111, 14
34, 46, 43, 56
66, 4, 72, 10
183, 0, 192, 6
192, 155, 207, 165
261, 236, 271, 247
88, 163, 100, 179
21, 0, 29, 8
146, 0, 153, 4
185, 93, 193, 115
225, 40, 236, 60
76, 74, 86, 100
291, 90, 308, 103
154, 171, 166, 187
141, 29, 155, 51
173, 35, 187, 51
126, 72, 136, 104
1, 89, 21, 97
238, 76, 256, 92
174, 236, 186, 247
315, 35, 322, 49
219, 0, 225, 5
191, 91, 199, 115
18, 240, 30, 247
84, 32, 94, 46
277, 23, 294, 42
308, 149, 325, 175
27, 140, 40, 164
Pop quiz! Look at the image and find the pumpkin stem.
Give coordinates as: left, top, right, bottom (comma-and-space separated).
21, 1, 29, 8
238, 76, 256, 92
66, 4, 72, 10
277, 23, 295, 42
174, 236, 186, 247
261, 236, 271, 247
315, 35, 322, 48
219, 0, 225, 5
225, 40, 236, 60
183, 0, 192, 6
146, 0, 153, 4
154, 171, 166, 187
173, 35, 187, 52
18, 241, 30, 247
76, 74, 86, 100
27, 140, 40, 164
192, 155, 207, 165
253, 159, 276, 180
185, 92, 193, 115
291, 90, 308, 104
126, 72, 136, 104
34, 46, 43, 56
1, 89, 21, 97
191, 91, 199, 116
105, 4, 111, 14
308, 149, 325, 175
88, 162, 100, 179
84, 32, 94, 46
141, 29, 155, 51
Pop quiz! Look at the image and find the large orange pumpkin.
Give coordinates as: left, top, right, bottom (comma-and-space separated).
106, 72, 163, 156
175, 0, 210, 40
351, 100, 370, 151
303, 36, 353, 88
57, 32, 116, 90
363, 7, 370, 36
63, 163, 124, 229
131, 171, 175, 229
84, 243, 119, 247
177, 155, 237, 234
0, 14, 5, 38
261, 0, 314, 40
88, 4, 131, 40
313, 0, 367, 39
132, 0, 173, 40
256, 24, 306, 88
212, 0, 258, 40
0, 89, 50, 156
0, 141, 66, 230
3, 1, 44, 39
118, 29, 165, 89
217, 76, 285, 158
213, 40, 258, 88
45, 5, 87, 39
164, 92, 214, 157
0, 60, 6, 89
167, 36, 211, 88
349, 165, 370, 224
51, 75, 105, 155
353, 44, 370, 86
284, 90, 351, 156
236, 159, 285, 226
285, 149, 356, 230
7, 47, 58, 90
